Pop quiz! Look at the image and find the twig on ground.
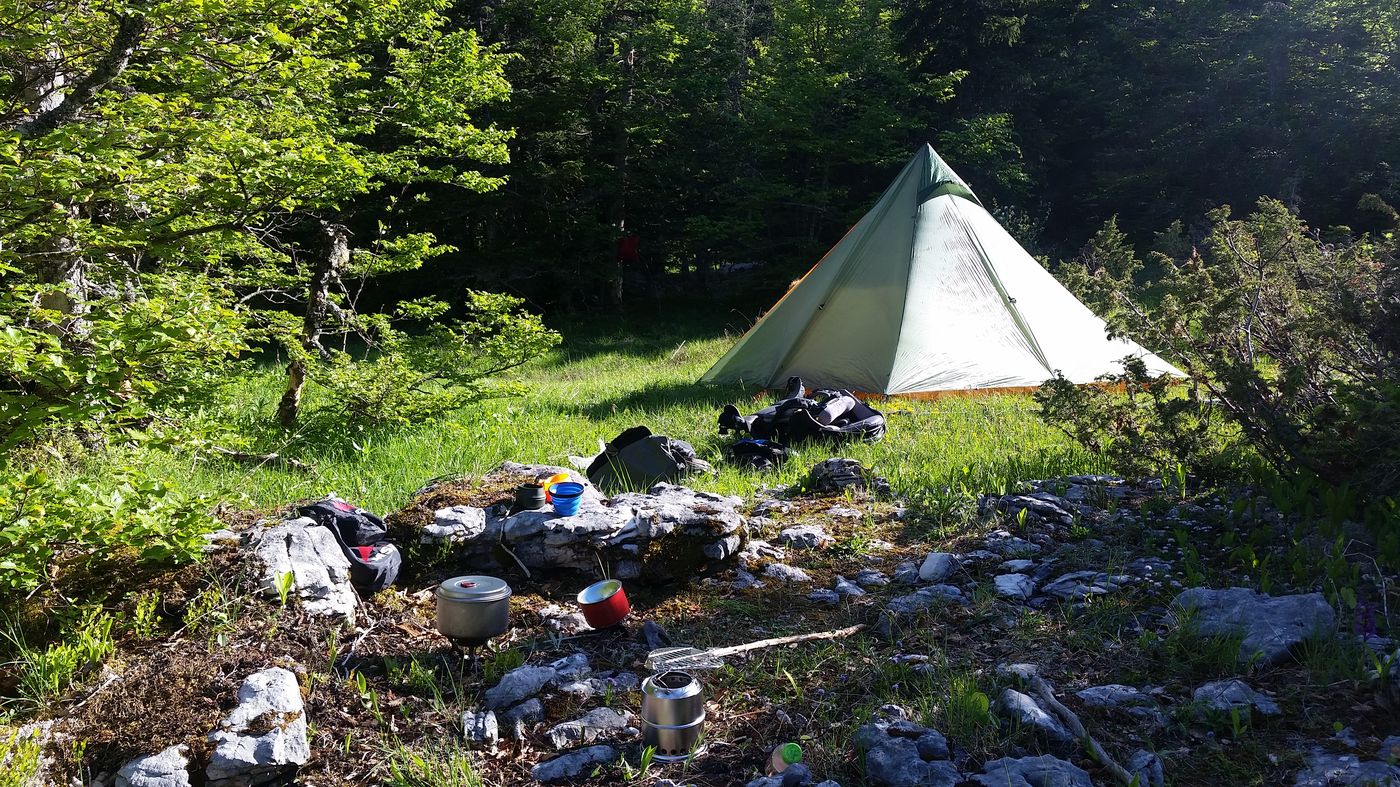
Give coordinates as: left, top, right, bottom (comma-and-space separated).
1025, 673, 1135, 786
210, 446, 316, 474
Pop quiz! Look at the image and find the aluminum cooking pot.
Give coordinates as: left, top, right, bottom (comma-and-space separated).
435, 575, 512, 645
640, 670, 705, 760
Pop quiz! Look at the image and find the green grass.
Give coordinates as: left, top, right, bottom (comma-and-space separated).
67, 307, 1099, 516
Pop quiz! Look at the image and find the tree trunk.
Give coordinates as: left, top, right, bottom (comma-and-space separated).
608, 43, 635, 307
278, 221, 350, 428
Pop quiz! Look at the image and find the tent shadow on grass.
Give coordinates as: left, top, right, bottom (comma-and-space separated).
557, 379, 754, 422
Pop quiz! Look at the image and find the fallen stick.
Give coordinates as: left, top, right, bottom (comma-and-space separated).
647, 624, 866, 670
211, 446, 315, 473
1025, 674, 1135, 786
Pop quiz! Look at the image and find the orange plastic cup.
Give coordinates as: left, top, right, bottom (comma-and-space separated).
541, 473, 570, 502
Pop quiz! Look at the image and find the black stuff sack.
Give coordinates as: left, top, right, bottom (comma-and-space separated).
297, 498, 400, 593
725, 438, 789, 472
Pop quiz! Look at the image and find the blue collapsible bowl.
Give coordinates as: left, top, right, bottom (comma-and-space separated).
551, 482, 585, 517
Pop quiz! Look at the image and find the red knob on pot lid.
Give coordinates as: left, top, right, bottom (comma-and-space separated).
437, 575, 511, 602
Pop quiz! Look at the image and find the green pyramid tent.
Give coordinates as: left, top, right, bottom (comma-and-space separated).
701, 144, 1183, 396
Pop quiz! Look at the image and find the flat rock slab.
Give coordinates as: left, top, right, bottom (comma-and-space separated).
206, 668, 309, 787
1173, 587, 1336, 665
779, 523, 834, 549
1293, 750, 1400, 786
994, 573, 1036, 600
251, 518, 357, 618
971, 755, 1094, 787
887, 585, 965, 615
546, 707, 634, 749
1193, 679, 1281, 716
531, 745, 618, 783
116, 745, 192, 787
765, 563, 813, 583
429, 464, 746, 580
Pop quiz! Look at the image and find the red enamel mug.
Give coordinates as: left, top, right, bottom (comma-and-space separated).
576, 579, 630, 628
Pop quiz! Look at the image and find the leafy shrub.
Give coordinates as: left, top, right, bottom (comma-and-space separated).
1049, 201, 1400, 502
1035, 356, 1237, 479
298, 290, 560, 432
0, 274, 247, 453
0, 468, 215, 598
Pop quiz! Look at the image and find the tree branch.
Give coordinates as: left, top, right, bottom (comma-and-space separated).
17, 13, 148, 138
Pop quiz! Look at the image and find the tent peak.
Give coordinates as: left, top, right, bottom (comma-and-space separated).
916, 143, 980, 206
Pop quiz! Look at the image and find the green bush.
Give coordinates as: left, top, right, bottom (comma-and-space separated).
0, 273, 247, 453
0, 468, 215, 598
1049, 201, 1400, 504
298, 290, 561, 432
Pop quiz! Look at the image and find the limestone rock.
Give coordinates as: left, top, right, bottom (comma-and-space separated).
1292, 750, 1400, 786
808, 588, 841, 604
538, 604, 589, 635
115, 746, 191, 787
251, 518, 357, 618
485, 665, 557, 710
1041, 571, 1130, 601
994, 689, 1073, 745
462, 710, 498, 750
1193, 679, 1281, 716
431, 464, 746, 580
984, 531, 1042, 557
531, 745, 618, 783
424, 505, 487, 543
856, 715, 959, 787
854, 569, 889, 588
499, 698, 545, 738
971, 755, 1093, 787
780, 524, 834, 549
892, 562, 921, 585
834, 576, 866, 597
1075, 684, 1166, 726
1172, 587, 1336, 665
918, 553, 956, 582
765, 563, 813, 583
886, 585, 964, 615
1127, 750, 1165, 787
206, 668, 310, 787
994, 573, 1036, 600
546, 708, 634, 750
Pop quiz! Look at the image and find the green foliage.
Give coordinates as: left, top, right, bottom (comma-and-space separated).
382, 741, 484, 787
0, 607, 115, 713
1035, 356, 1233, 480
1048, 201, 1400, 553
0, 728, 42, 786
297, 291, 560, 433
0, 468, 215, 598
0, 274, 247, 453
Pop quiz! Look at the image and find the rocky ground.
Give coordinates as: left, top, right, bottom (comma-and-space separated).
7, 459, 1400, 786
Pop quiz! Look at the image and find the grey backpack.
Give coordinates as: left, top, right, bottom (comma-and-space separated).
587, 426, 712, 491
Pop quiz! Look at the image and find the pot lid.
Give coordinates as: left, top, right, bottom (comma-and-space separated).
437, 575, 511, 602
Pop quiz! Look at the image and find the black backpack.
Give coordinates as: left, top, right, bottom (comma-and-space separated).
725, 438, 789, 471
297, 499, 401, 594
718, 377, 886, 445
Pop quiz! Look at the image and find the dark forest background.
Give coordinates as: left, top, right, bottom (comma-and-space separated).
389, 0, 1400, 307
